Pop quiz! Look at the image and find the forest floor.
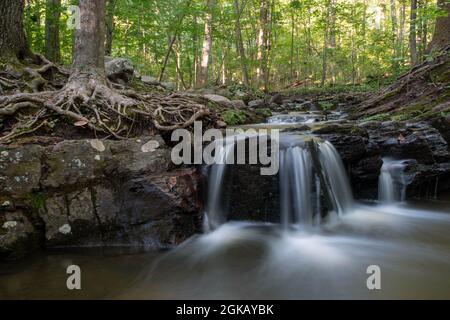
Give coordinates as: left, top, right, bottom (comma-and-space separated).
1, 47, 449, 146
352, 45, 450, 122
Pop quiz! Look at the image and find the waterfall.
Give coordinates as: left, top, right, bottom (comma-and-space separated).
318, 141, 354, 215
204, 139, 235, 232
378, 158, 409, 204
204, 134, 354, 230
279, 140, 353, 227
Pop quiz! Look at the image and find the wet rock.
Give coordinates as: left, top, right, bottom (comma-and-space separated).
231, 100, 246, 109
161, 82, 175, 91
141, 75, 160, 85
42, 140, 107, 189
248, 99, 265, 108
431, 116, 450, 145
39, 188, 99, 246
313, 121, 450, 200
0, 145, 43, 197
105, 58, 134, 84
203, 94, 234, 108
269, 93, 283, 105
0, 210, 40, 260
0, 136, 201, 260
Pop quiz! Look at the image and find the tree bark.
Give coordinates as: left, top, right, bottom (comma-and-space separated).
427, 0, 450, 52
70, 0, 106, 83
0, 0, 32, 61
256, 0, 268, 91
45, 0, 61, 63
409, 0, 418, 66
321, 0, 331, 86
233, 0, 250, 87
196, 0, 216, 88
390, 0, 399, 72
105, 0, 116, 56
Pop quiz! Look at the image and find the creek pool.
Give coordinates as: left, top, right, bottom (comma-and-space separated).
1, 200, 449, 300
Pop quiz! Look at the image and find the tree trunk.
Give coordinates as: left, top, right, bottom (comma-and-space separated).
233, 0, 250, 87
196, 0, 215, 88
0, 0, 32, 61
427, 0, 450, 52
70, 0, 106, 83
390, 0, 399, 72
256, 0, 268, 91
399, 0, 406, 60
321, 0, 331, 87
45, 0, 61, 63
105, 0, 116, 56
409, 0, 418, 66
290, 8, 295, 82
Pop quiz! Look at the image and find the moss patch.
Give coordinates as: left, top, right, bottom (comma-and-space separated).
221, 110, 248, 125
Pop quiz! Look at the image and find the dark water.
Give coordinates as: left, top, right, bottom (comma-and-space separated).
1, 200, 450, 300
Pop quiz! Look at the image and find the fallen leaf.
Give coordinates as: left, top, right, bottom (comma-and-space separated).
90, 139, 106, 152
141, 140, 160, 153
74, 119, 88, 127
168, 176, 177, 189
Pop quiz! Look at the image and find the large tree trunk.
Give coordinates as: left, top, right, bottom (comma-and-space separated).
0, 0, 32, 61
427, 0, 450, 52
196, 0, 215, 88
409, 0, 418, 66
70, 0, 107, 84
45, 0, 61, 63
233, 0, 249, 87
321, 0, 331, 86
390, 0, 399, 72
256, 0, 268, 91
105, 0, 116, 56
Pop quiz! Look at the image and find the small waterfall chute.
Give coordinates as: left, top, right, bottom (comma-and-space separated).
378, 158, 411, 204
204, 133, 354, 231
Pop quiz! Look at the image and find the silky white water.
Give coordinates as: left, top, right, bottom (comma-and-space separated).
204, 133, 354, 229
379, 158, 410, 204
2, 121, 449, 300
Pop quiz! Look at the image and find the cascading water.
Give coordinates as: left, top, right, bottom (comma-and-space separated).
279, 138, 353, 228
378, 158, 410, 204
204, 132, 354, 230
203, 137, 235, 231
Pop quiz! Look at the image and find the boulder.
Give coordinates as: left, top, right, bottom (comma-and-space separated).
231, 100, 246, 109
105, 58, 134, 84
248, 99, 266, 108
313, 121, 450, 200
0, 145, 44, 197
269, 93, 283, 105
204, 94, 234, 108
0, 136, 201, 260
161, 82, 176, 91
0, 210, 40, 260
141, 75, 160, 85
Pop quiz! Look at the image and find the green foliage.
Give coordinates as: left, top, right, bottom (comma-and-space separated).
28, 192, 46, 210
361, 113, 391, 122
318, 101, 335, 111
22, 0, 442, 90
221, 110, 247, 125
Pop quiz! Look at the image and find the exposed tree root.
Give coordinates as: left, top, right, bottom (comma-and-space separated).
352, 45, 450, 119
0, 71, 216, 143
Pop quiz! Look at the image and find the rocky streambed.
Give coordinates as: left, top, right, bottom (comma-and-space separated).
1, 93, 450, 260
0, 137, 202, 260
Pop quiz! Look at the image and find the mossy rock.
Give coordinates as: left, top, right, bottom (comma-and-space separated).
221, 110, 248, 125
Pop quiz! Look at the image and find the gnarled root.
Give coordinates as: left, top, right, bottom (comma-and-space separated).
0, 78, 214, 143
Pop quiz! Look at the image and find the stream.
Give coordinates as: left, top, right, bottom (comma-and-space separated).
1, 111, 450, 299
